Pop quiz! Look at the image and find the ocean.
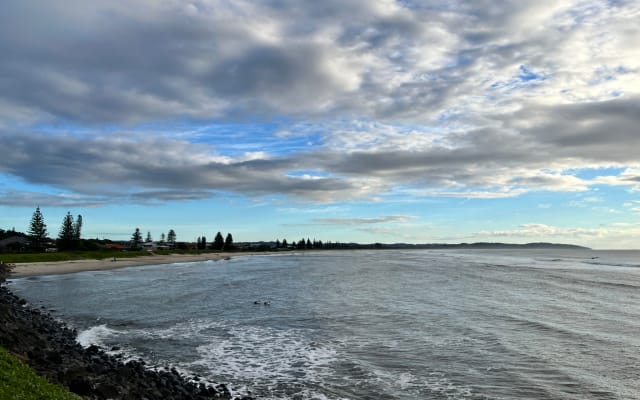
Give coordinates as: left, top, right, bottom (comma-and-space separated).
9, 249, 640, 399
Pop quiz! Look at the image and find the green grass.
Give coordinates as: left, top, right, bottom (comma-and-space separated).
0, 250, 149, 264
0, 347, 80, 400
0, 248, 234, 264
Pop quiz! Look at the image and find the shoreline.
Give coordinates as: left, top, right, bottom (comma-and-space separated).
9, 252, 269, 278
0, 284, 246, 399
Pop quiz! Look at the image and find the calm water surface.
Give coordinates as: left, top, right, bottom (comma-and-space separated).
9, 249, 640, 399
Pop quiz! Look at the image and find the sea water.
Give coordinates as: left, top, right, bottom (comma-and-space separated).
9, 249, 640, 399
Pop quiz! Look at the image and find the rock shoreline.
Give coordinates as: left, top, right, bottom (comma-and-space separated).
0, 264, 255, 400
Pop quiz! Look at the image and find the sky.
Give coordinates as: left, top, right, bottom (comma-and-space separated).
1, 1, 639, 249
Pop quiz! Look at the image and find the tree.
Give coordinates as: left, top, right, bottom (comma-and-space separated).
160, 233, 166, 244
145, 231, 152, 243
57, 212, 76, 250
28, 206, 48, 252
213, 232, 224, 250
131, 228, 143, 249
224, 233, 233, 250
167, 229, 176, 247
74, 214, 83, 241
200, 235, 207, 250
282, 239, 288, 248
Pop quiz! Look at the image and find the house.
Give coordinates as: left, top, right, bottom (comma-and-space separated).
142, 242, 171, 251
0, 236, 30, 253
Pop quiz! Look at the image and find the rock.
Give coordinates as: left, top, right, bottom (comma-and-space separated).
69, 377, 94, 396
0, 285, 238, 400
95, 382, 120, 398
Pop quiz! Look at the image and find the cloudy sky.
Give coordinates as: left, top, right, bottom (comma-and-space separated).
1, 1, 639, 248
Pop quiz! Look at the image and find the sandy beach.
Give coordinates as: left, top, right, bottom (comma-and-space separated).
9, 252, 247, 278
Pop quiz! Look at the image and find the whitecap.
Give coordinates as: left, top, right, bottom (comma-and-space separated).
76, 324, 121, 347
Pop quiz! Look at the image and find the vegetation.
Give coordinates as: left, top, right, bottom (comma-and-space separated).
167, 229, 176, 246
73, 215, 82, 242
130, 228, 143, 249
27, 206, 48, 252
0, 346, 80, 400
0, 250, 149, 264
225, 233, 234, 250
213, 232, 224, 250
57, 212, 77, 251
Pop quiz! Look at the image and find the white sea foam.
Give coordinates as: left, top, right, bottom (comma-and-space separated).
172, 319, 339, 398
76, 324, 120, 347
192, 321, 337, 378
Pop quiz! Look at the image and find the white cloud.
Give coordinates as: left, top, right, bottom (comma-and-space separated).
312, 215, 414, 225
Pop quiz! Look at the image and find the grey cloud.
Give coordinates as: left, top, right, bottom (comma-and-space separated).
0, 0, 530, 123
507, 97, 640, 163
0, 190, 110, 208
0, 0, 635, 125
0, 131, 364, 203
0, 1, 638, 204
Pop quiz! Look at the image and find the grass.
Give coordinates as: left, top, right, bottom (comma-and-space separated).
0, 250, 149, 264
0, 248, 232, 264
0, 347, 80, 400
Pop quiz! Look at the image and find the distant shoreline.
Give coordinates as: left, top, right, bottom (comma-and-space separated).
9, 252, 260, 278
8, 242, 595, 278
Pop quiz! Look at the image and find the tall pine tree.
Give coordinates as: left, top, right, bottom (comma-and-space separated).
213, 232, 224, 250
224, 233, 234, 251
74, 214, 82, 241
167, 229, 176, 247
28, 206, 48, 252
131, 228, 143, 249
57, 212, 76, 251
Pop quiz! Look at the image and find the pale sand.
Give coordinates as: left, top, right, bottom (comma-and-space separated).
9, 252, 262, 278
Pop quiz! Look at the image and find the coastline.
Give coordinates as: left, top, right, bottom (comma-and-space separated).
9, 252, 263, 278
1, 261, 254, 399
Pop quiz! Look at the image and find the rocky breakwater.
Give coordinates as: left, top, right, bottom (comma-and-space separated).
0, 262, 254, 400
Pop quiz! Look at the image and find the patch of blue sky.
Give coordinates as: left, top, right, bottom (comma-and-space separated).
569, 166, 627, 180
29, 117, 323, 157
488, 65, 547, 93
0, 173, 56, 194
518, 65, 545, 82
152, 121, 321, 157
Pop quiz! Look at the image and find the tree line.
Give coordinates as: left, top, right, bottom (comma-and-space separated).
130, 228, 234, 251
27, 207, 83, 252
130, 228, 178, 249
